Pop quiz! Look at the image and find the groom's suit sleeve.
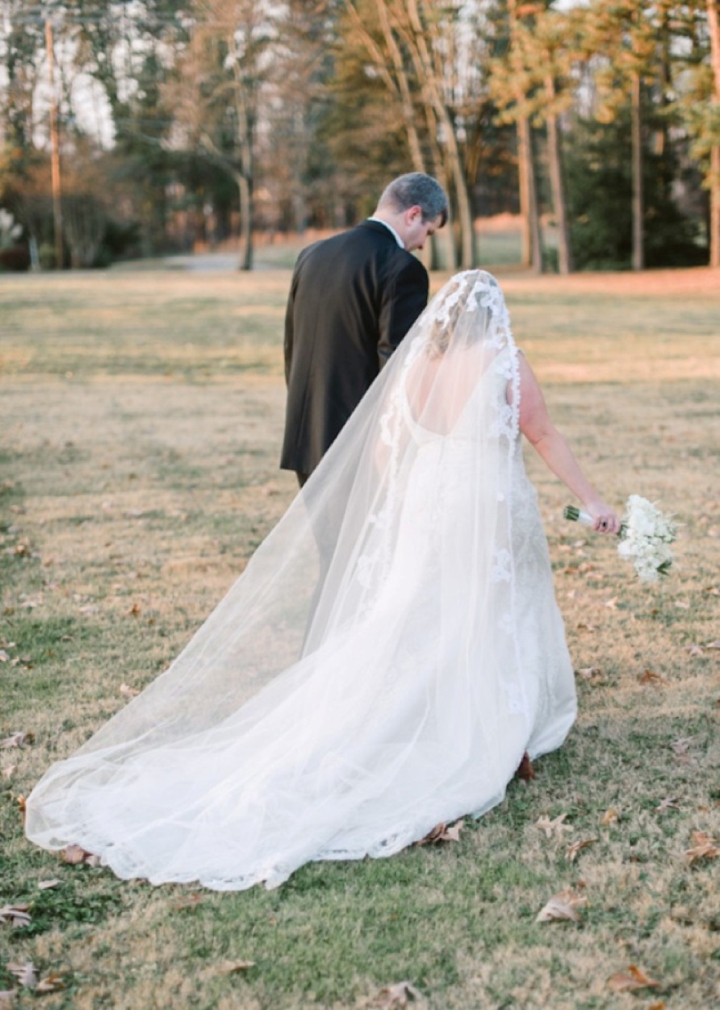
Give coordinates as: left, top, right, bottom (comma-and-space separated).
377, 255, 429, 369
283, 259, 302, 385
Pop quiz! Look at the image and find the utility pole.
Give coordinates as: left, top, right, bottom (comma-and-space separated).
45, 18, 63, 270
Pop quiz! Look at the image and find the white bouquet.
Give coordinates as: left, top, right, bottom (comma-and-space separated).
564, 495, 677, 583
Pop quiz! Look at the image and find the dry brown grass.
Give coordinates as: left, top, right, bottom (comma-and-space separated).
0, 266, 719, 1009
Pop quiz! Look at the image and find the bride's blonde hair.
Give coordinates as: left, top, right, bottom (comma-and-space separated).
427, 278, 465, 358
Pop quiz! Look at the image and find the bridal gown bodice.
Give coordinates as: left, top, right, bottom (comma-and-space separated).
26, 346, 576, 892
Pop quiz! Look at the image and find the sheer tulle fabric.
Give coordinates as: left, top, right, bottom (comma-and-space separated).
25, 270, 576, 890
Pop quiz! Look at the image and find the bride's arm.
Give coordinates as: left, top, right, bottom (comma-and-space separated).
513, 354, 620, 534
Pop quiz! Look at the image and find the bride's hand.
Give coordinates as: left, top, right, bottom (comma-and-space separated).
584, 499, 621, 535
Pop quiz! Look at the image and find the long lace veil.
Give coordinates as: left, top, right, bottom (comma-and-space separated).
26, 270, 526, 852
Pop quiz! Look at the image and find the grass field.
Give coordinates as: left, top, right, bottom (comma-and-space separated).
1, 264, 719, 1010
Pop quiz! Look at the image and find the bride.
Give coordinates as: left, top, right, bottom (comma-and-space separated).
25, 270, 619, 891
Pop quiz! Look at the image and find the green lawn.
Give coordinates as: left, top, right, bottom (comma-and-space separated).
1, 265, 719, 1009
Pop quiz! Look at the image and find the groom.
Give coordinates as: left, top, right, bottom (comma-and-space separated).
281, 172, 449, 486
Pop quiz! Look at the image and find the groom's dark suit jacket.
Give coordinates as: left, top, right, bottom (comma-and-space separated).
281, 220, 429, 476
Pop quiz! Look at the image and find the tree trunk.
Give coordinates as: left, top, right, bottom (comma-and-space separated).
435, 109, 474, 268
46, 19, 64, 270
507, 0, 540, 272
373, 0, 425, 172
517, 115, 542, 273
348, 0, 448, 269
233, 67, 255, 272
707, 0, 720, 268
517, 116, 532, 268
631, 70, 644, 271
238, 172, 253, 271
420, 99, 456, 270
405, 0, 476, 267
545, 74, 573, 274
372, 0, 442, 270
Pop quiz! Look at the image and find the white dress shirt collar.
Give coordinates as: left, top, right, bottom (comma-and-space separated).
367, 217, 405, 249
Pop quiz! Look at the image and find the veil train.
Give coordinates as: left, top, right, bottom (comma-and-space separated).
25, 271, 576, 890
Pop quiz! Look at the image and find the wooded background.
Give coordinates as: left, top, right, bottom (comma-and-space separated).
1, 0, 719, 273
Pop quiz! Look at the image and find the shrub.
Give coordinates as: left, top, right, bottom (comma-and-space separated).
0, 245, 30, 271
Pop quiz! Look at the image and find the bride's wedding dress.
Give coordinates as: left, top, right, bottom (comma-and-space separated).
25, 271, 576, 891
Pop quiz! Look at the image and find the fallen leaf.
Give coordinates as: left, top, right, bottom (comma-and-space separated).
607, 964, 661, 992
2, 766, 17, 781
674, 600, 690, 609
577, 666, 602, 679
440, 819, 464, 842
0, 732, 34, 750
6, 961, 37, 990
515, 751, 535, 781
671, 737, 693, 755
119, 683, 139, 698
638, 670, 668, 686
128, 603, 141, 616
0, 905, 31, 927
706, 639, 720, 649
35, 974, 64, 994
685, 831, 719, 865
60, 844, 99, 866
601, 807, 619, 826
60, 844, 87, 865
647, 1003, 666, 1010
566, 837, 597, 862
655, 797, 679, 814
604, 597, 618, 609
216, 960, 256, 974
416, 820, 464, 845
0, 990, 15, 1008
37, 879, 61, 891
686, 645, 704, 657
535, 888, 587, 923
373, 981, 422, 1007
536, 813, 573, 838
0, 650, 8, 662
172, 893, 204, 911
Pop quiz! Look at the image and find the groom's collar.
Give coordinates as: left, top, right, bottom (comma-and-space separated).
365, 217, 405, 249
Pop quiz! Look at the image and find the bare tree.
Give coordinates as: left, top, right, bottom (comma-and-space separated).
167, 0, 274, 269
524, 4, 578, 274
489, 0, 543, 273
344, 0, 480, 268
584, 0, 658, 271
344, 0, 452, 267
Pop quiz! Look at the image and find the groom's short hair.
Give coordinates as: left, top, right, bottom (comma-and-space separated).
377, 173, 449, 226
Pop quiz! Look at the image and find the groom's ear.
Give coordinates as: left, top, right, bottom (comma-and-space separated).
406, 205, 423, 223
